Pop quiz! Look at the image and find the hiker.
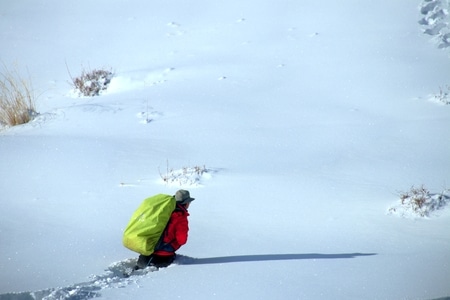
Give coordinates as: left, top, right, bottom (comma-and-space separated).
135, 189, 194, 269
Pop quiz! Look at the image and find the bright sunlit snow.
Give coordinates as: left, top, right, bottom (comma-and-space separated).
1, 0, 450, 299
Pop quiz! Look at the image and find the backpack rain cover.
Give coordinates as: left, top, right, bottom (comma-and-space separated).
123, 194, 176, 255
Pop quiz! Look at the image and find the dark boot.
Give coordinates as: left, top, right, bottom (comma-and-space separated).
151, 254, 176, 268
135, 254, 152, 270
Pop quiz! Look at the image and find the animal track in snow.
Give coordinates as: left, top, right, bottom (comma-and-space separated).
166, 21, 186, 36
107, 68, 174, 93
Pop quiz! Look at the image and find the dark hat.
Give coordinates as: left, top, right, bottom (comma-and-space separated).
175, 190, 195, 205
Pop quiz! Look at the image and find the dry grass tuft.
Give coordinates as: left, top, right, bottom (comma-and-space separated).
0, 65, 37, 127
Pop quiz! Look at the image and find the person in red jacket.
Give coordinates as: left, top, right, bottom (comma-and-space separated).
136, 190, 194, 269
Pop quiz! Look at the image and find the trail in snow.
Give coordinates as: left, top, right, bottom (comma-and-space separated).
0, 258, 151, 300
0, 253, 380, 300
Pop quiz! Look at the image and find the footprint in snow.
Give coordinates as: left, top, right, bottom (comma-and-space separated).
136, 110, 163, 124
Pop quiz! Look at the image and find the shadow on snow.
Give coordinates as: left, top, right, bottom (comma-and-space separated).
179, 253, 377, 265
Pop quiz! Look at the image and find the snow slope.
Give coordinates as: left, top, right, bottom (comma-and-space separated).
1, 0, 450, 299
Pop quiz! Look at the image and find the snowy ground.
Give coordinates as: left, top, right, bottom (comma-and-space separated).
1, 0, 450, 299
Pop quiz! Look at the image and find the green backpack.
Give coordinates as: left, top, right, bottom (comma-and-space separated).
123, 194, 176, 255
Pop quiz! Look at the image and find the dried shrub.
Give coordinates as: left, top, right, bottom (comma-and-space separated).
389, 185, 450, 218
434, 85, 450, 105
68, 66, 113, 97
159, 161, 210, 187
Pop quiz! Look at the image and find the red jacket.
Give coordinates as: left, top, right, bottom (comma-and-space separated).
153, 204, 189, 256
